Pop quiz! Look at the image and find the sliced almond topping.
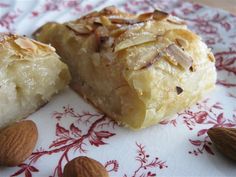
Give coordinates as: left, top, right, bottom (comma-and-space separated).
31, 39, 55, 52
110, 27, 127, 37
100, 16, 112, 26
153, 9, 169, 21
14, 37, 38, 52
137, 10, 169, 22
102, 6, 120, 15
93, 17, 103, 26
163, 55, 178, 66
114, 33, 157, 52
109, 17, 139, 25
138, 12, 153, 21
110, 23, 144, 37
165, 44, 193, 70
175, 38, 188, 48
107, 9, 167, 24
85, 24, 93, 31
208, 52, 215, 62
167, 16, 186, 25
66, 22, 93, 35
138, 52, 162, 70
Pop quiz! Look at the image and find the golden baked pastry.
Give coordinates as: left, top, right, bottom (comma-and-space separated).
0, 33, 71, 128
34, 6, 216, 129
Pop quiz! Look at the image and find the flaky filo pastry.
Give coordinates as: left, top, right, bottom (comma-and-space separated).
34, 6, 216, 129
0, 33, 71, 128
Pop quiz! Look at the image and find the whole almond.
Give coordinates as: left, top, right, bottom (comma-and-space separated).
63, 156, 109, 177
207, 127, 236, 161
0, 120, 38, 166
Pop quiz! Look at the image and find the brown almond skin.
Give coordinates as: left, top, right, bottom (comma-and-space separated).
208, 127, 236, 161
0, 120, 38, 166
63, 156, 109, 177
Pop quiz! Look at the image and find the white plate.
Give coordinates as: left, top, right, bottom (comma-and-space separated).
0, 0, 236, 177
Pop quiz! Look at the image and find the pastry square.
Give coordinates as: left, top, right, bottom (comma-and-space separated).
34, 7, 216, 129
0, 33, 71, 128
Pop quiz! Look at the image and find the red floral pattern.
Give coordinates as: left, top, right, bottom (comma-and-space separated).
161, 99, 236, 156
30, 0, 109, 17
0, 10, 21, 31
11, 106, 117, 177
10, 105, 167, 177
11, 163, 39, 177
123, 143, 167, 177
215, 48, 236, 87
1, 0, 236, 176
0, 2, 9, 8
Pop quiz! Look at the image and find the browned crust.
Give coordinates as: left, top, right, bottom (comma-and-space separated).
32, 22, 57, 38
70, 83, 124, 127
70, 83, 104, 115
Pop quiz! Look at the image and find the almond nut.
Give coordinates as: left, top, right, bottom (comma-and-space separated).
207, 127, 236, 161
14, 37, 38, 52
165, 43, 193, 70
63, 156, 109, 177
153, 9, 169, 21
0, 120, 38, 166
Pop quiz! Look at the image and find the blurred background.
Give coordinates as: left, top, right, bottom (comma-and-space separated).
186, 0, 236, 14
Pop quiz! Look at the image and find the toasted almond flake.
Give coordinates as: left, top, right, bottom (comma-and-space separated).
138, 12, 153, 21
175, 38, 188, 48
167, 16, 186, 25
208, 52, 215, 62
66, 23, 93, 35
114, 33, 157, 52
109, 17, 139, 25
163, 55, 178, 66
102, 6, 120, 15
93, 17, 104, 26
31, 39, 55, 52
110, 22, 144, 37
138, 52, 162, 70
100, 16, 112, 26
165, 44, 193, 70
110, 27, 127, 37
14, 37, 38, 52
153, 9, 169, 21
85, 24, 93, 31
